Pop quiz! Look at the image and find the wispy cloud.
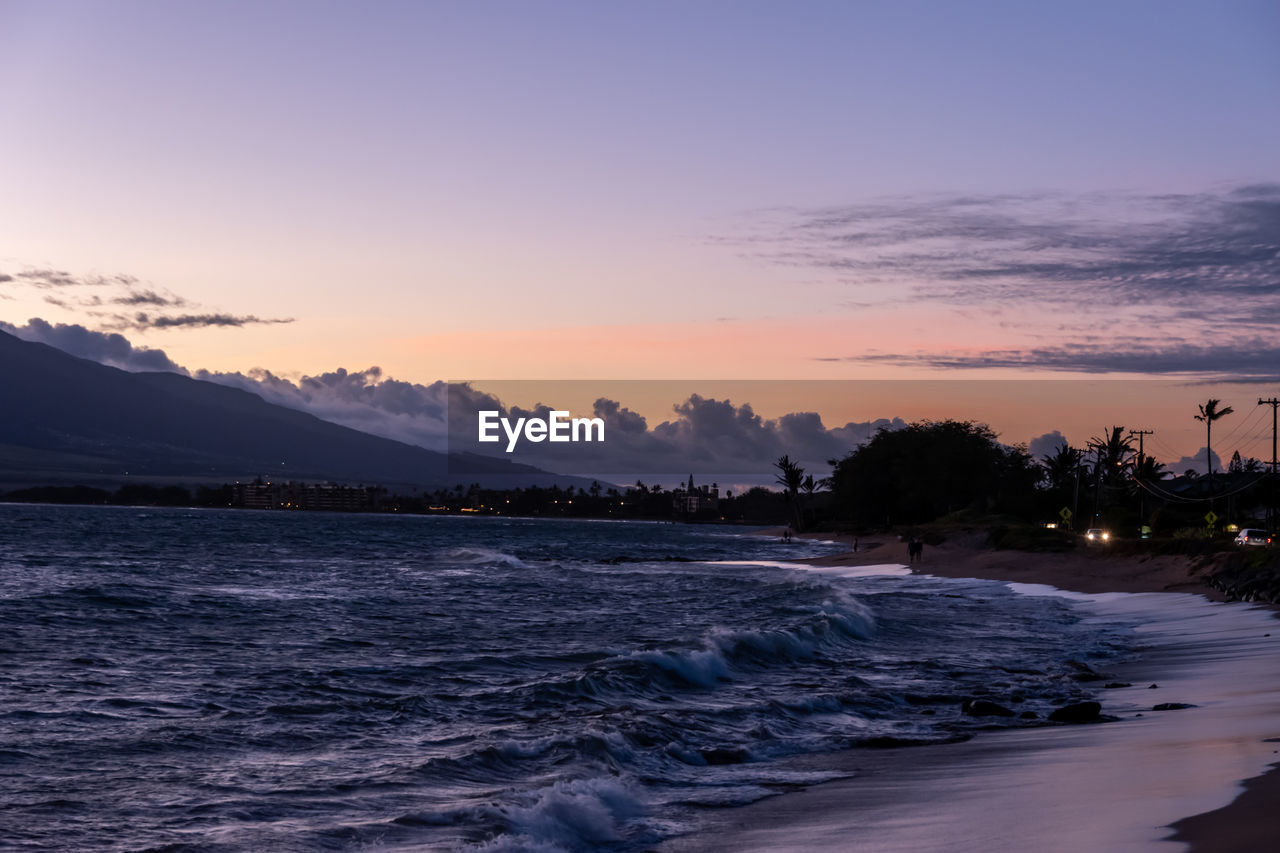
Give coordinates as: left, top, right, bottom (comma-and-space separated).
836, 341, 1280, 379
124, 312, 294, 330
9, 269, 83, 288
111, 289, 188, 308
737, 183, 1280, 376
2, 265, 290, 332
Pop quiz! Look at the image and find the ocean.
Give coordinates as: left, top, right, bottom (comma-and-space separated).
0, 505, 1136, 851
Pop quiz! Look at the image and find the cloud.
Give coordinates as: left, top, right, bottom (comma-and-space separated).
751, 185, 1280, 310
736, 183, 1280, 376
11, 318, 903, 477
9, 269, 82, 288
196, 365, 457, 451
1029, 430, 1068, 460
2, 265, 288, 333
121, 312, 294, 330
112, 289, 188, 308
835, 341, 1280, 379
0, 318, 188, 373
1171, 447, 1223, 477
448, 387, 907, 477
201, 369, 909, 477
0, 269, 140, 289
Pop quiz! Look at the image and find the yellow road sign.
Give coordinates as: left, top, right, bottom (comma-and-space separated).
1059, 507, 1072, 521
1204, 511, 1218, 525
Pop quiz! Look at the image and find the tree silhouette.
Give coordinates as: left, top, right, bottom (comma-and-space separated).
1041, 443, 1085, 494
1194, 399, 1234, 506
1085, 427, 1134, 522
828, 420, 1033, 527
1087, 426, 1134, 487
774, 454, 805, 531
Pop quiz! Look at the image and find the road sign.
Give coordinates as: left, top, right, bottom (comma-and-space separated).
1059, 507, 1072, 521
1204, 511, 1218, 525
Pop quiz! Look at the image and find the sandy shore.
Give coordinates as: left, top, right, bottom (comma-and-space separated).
659, 532, 1280, 852
802, 531, 1230, 598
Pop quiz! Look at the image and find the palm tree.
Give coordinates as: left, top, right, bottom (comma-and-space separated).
774, 454, 805, 531
1041, 443, 1085, 494
1041, 443, 1086, 528
1132, 455, 1168, 482
1195, 399, 1234, 507
801, 473, 817, 529
1088, 426, 1135, 486
1086, 427, 1135, 522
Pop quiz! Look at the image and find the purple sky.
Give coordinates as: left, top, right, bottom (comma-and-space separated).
2, 1, 1278, 461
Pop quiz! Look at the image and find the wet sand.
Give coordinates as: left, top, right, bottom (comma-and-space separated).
661, 532, 1280, 852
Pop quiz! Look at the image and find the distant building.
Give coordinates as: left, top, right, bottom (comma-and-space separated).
673, 474, 719, 515
232, 479, 386, 512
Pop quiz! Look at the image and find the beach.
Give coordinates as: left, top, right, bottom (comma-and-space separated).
661, 533, 1280, 852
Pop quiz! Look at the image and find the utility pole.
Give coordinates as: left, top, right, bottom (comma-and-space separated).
1092, 444, 1103, 526
1261, 398, 1279, 533
1129, 429, 1153, 528
1129, 429, 1153, 468
1072, 463, 1083, 532
1261, 399, 1279, 475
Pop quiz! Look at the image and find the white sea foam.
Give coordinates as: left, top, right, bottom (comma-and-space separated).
712, 558, 911, 579
476, 777, 647, 852
437, 546, 528, 568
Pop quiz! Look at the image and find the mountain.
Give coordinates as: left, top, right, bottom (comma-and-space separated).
0, 330, 572, 490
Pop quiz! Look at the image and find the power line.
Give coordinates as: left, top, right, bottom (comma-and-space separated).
1214, 403, 1267, 447
1129, 470, 1270, 504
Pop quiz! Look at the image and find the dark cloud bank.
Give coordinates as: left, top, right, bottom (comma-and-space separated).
3, 319, 905, 477
1, 319, 188, 373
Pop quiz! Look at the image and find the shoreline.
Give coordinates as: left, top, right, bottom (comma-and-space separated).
661, 533, 1280, 851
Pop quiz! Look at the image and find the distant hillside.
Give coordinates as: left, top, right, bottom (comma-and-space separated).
0, 330, 573, 490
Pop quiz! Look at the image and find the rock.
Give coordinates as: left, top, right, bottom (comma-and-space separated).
1152, 702, 1195, 711
1019, 710, 1038, 719
1048, 701, 1102, 723
1147, 683, 1159, 689
962, 699, 1015, 717
1104, 682, 1132, 689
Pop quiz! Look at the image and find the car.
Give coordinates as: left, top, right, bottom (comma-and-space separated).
1085, 528, 1111, 544
1234, 529, 1272, 547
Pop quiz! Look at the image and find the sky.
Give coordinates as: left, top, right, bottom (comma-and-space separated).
2, 0, 1278, 468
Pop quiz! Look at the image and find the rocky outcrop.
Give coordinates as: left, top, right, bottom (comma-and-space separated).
1048, 701, 1102, 723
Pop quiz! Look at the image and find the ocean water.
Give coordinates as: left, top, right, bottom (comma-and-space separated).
0, 505, 1134, 851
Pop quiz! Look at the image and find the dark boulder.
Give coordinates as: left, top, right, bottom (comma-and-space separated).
1048, 701, 1102, 723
